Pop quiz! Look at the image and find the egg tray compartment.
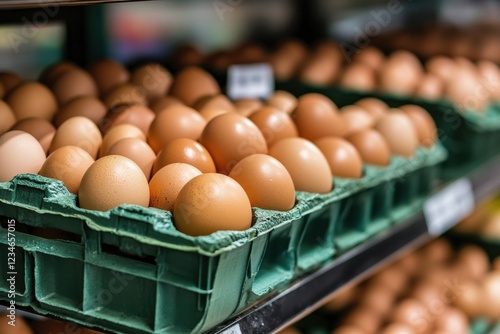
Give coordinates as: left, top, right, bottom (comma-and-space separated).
276, 80, 500, 180
0, 145, 445, 334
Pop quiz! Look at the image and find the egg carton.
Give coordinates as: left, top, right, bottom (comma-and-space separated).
0, 145, 445, 334
276, 80, 500, 180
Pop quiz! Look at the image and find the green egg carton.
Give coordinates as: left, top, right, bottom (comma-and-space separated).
276, 80, 500, 180
0, 144, 445, 334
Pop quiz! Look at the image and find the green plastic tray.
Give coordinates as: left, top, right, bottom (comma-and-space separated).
276, 80, 500, 180
0, 145, 446, 334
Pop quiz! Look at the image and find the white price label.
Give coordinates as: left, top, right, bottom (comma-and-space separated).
424, 178, 475, 236
220, 324, 243, 334
227, 63, 274, 100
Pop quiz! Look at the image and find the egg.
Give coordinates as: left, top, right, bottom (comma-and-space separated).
434, 308, 468, 334
419, 238, 453, 266
0, 314, 33, 334
170, 44, 204, 68
51, 68, 98, 105
369, 265, 408, 295
409, 282, 443, 309
232, 43, 269, 64
375, 111, 419, 157
200, 112, 267, 174
359, 283, 395, 317
0, 130, 46, 182
379, 323, 416, 334
482, 271, 500, 318
50, 116, 102, 159
352, 46, 385, 71
192, 94, 236, 112
87, 59, 130, 95
398, 105, 437, 147
100, 124, 146, 157
101, 104, 155, 135
153, 138, 216, 174
106, 137, 156, 179
266, 90, 298, 114
6, 81, 57, 121
446, 67, 488, 112
39, 145, 94, 194
355, 98, 388, 121
415, 74, 443, 100
455, 245, 489, 281
234, 98, 263, 116
342, 307, 382, 334
229, 154, 295, 211
103, 83, 148, 109
339, 63, 376, 91
174, 173, 252, 236
494, 257, 500, 271
480, 212, 500, 237
454, 281, 482, 318
346, 129, 390, 166
299, 54, 340, 85
0, 71, 23, 93
323, 285, 358, 311
169, 66, 221, 105
391, 299, 431, 333
425, 56, 456, 82
149, 163, 202, 212
206, 51, 232, 72
249, 106, 298, 146
0, 99, 16, 135
79, 155, 149, 211
340, 105, 374, 136
11, 118, 56, 153
54, 96, 107, 126
314, 137, 363, 178
199, 107, 229, 121
148, 105, 206, 153
131, 63, 172, 102
477, 60, 500, 101
396, 252, 421, 276
379, 51, 423, 95
292, 94, 346, 140
150, 96, 184, 114
39, 61, 78, 86
269, 137, 332, 193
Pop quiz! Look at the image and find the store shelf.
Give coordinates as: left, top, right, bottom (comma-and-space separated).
210, 156, 500, 334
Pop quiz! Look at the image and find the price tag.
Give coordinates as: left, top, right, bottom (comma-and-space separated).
227, 63, 274, 100
424, 178, 475, 236
220, 324, 243, 334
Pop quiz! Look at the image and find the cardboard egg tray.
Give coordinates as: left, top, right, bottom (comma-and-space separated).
0, 144, 445, 334
276, 80, 500, 180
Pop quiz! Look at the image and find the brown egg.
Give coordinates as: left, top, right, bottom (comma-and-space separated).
481, 213, 500, 237
375, 110, 419, 157
103, 83, 148, 109
39, 61, 78, 86
419, 238, 453, 266
229, 154, 295, 211
426, 56, 456, 83
455, 245, 489, 281
342, 306, 382, 334
199, 107, 229, 121
292, 94, 346, 140
477, 60, 500, 101
379, 51, 423, 95
391, 299, 432, 333
87, 59, 130, 95
314, 137, 363, 178
0, 130, 46, 182
11, 118, 55, 153
0, 71, 23, 93
101, 104, 155, 135
323, 285, 358, 312
352, 46, 385, 71
355, 98, 388, 122
170, 44, 204, 68
50, 116, 102, 159
434, 308, 468, 334
51, 68, 98, 105
232, 43, 269, 64
200, 112, 267, 174
454, 281, 482, 318
446, 68, 488, 113
415, 74, 443, 100
170, 67, 221, 105
398, 105, 437, 147
379, 323, 416, 334
482, 271, 500, 318
0, 314, 34, 334
131, 63, 172, 102
331, 326, 365, 334
234, 98, 263, 116
347, 129, 390, 166
149, 163, 202, 212
269, 137, 332, 193
39, 145, 94, 194
359, 283, 395, 317
370, 265, 408, 295
266, 91, 298, 114
150, 95, 184, 114
0, 100, 16, 135
174, 173, 252, 236
249, 106, 298, 146
107, 138, 156, 179
396, 251, 421, 277
153, 138, 216, 174
148, 105, 206, 153
206, 51, 232, 72
339, 63, 376, 91
54, 96, 107, 126
299, 55, 340, 85
79, 155, 149, 211
419, 266, 455, 287
340, 105, 374, 136
494, 257, 500, 271
100, 124, 146, 157
192, 94, 236, 112
6, 81, 57, 121
410, 282, 443, 311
